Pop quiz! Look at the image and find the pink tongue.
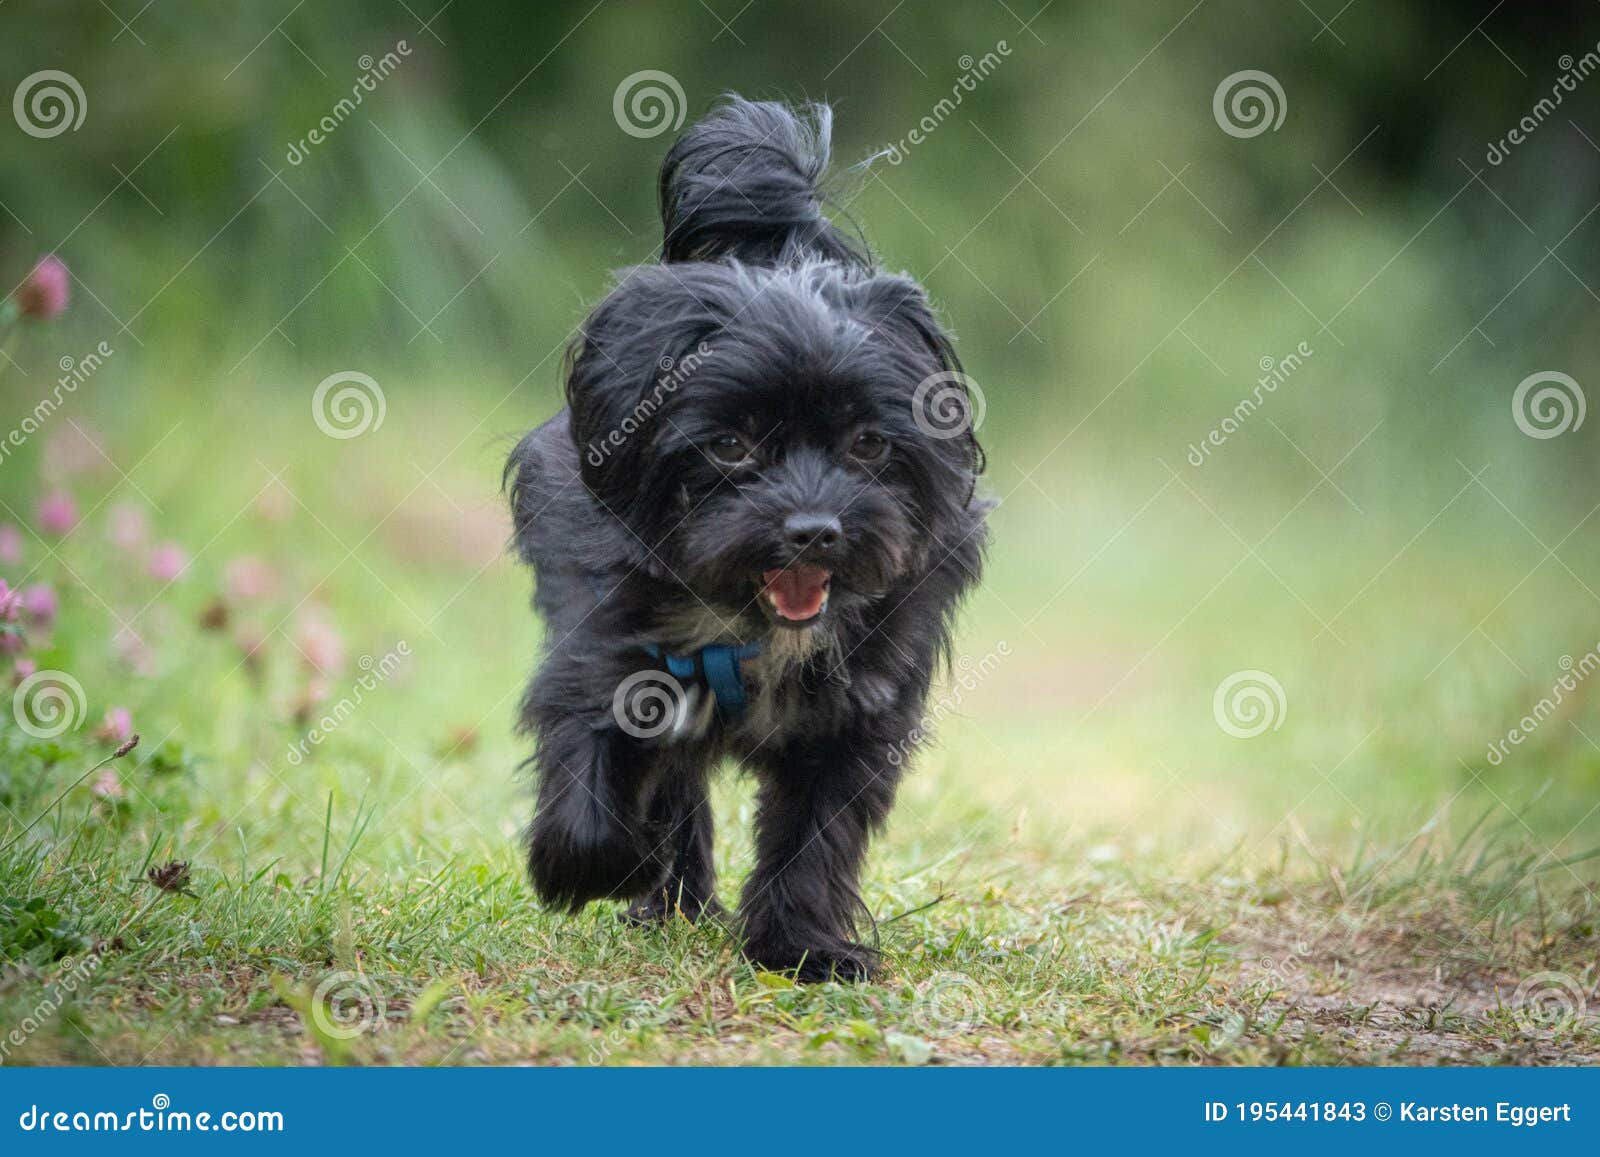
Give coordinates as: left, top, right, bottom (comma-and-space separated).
761, 565, 831, 620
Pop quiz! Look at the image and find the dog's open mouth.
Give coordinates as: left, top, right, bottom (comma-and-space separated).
758, 564, 832, 627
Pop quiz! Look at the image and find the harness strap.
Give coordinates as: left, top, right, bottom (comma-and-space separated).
640, 640, 763, 720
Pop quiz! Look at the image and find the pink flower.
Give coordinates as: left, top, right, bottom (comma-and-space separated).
95, 707, 133, 744
147, 542, 188, 582
108, 502, 149, 552
17, 255, 70, 320
223, 556, 278, 602
21, 583, 57, 627
0, 631, 24, 655
37, 491, 77, 536
294, 614, 345, 675
0, 580, 18, 622
91, 768, 124, 800
11, 656, 37, 685
0, 525, 21, 566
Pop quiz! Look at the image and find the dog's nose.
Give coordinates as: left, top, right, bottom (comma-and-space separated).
783, 513, 842, 551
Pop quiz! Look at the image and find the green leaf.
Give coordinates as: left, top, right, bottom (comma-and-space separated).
409, 978, 453, 1024
885, 1032, 935, 1065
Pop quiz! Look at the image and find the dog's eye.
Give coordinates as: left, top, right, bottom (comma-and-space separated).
850, 431, 889, 464
709, 435, 751, 466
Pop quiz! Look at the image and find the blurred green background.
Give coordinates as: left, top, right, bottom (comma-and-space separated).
2, 0, 1599, 876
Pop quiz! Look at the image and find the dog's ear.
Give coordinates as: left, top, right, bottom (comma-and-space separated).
850, 273, 985, 512
563, 267, 720, 523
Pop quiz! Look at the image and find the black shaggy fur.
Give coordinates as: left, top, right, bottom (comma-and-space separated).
505, 96, 989, 981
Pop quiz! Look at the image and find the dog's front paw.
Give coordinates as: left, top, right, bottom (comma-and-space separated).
526, 813, 655, 913
744, 939, 879, 983
620, 889, 727, 926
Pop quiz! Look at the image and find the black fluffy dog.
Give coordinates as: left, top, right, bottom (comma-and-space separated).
506, 96, 988, 981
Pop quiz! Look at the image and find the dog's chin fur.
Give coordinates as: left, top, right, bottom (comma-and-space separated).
505, 96, 989, 982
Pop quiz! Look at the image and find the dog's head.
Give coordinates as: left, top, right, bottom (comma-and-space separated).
569, 262, 981, 635
560, 97, 982, 639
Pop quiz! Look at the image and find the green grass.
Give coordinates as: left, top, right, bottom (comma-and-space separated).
1, 372, 1598, 1066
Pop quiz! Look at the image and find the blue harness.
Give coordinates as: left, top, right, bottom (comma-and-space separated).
640, 640, 764, 719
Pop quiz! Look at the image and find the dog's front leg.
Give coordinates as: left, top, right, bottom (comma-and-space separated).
739, 732, 904, 981
525, 715, 662, 912
622, 761, 723, 925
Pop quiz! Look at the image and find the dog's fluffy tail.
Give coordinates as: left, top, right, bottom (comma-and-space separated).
658, 95, 868, 268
